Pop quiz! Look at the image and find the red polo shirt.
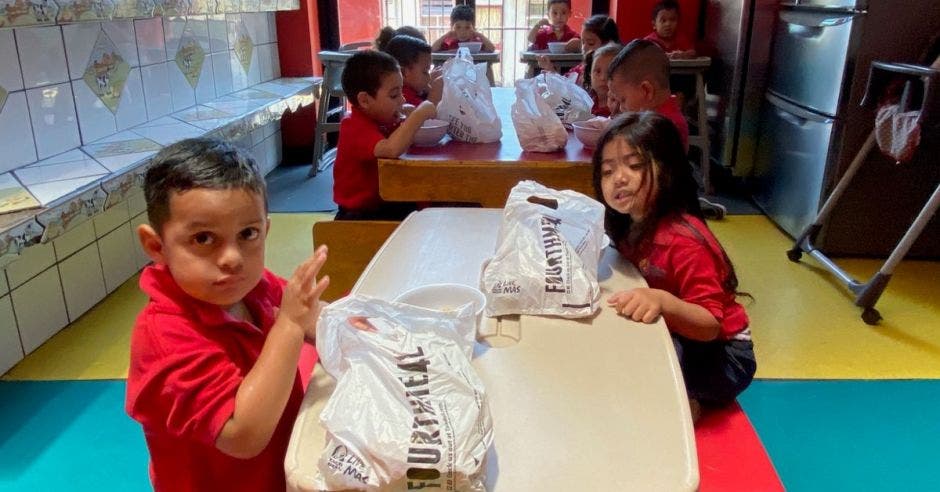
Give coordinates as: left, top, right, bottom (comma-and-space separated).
644, 31, 695, 54
126, 264, 307, 492
402, 84, 425, 106
438, 33, 486, 52
617, 213, 749, 339
531, 24, 579, 51
333, 107, 390, 211
655, 95, 689, 153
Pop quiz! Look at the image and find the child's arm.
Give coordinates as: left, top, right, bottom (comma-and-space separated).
431, 31, 453, 51
215, 247, 329, 459
373, 101, 437, 158
565, 37, 582, 53
607, 288, 721, 341
427, 68, 444, 105
528, 19, 549, 43
477, 31, 496, 52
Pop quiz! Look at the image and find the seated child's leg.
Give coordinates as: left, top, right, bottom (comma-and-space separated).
671, 334, 757, 407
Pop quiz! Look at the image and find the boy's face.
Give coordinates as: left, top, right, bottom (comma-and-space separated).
600, 136, 658, 221
653, 8, 679, 39
548, 3, 570, 29
608, 72, 654, 112
591, 52, 614, 98
581, 30, 602, 53
402, 53, 433, 94
139, 188, 269, 309
357, 71, 405, 126
452, 20, 474, 41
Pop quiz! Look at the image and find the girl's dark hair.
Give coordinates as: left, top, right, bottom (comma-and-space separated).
144, 138, 267, 233
582, 15, 620, 44
383, 34, 432, 69
592, 112, 746, 296
375, 25, 427, 51
582, 42, 622, 92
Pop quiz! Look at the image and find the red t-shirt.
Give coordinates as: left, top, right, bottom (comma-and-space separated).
655, 95, 689, 153
126, 265, 309, 492
566, 62, 585, 86
402, 84, 425, 106
644, 31, 694, 54
591, 92, 611, 117
616, 213, 749, 339
333, 107, 390, 211
530, 24, 579, 51
438, 33, 486, 52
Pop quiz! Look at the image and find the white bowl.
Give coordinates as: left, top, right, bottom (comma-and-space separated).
413, 118, 449, 146
458, 41, 482, 53
571, 118, 610, 149
394, 283, 486, 317
547, 42, 567, 54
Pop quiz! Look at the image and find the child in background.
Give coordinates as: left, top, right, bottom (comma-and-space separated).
645, 0, 696, 59
333, 50, 436, 221
432, 4, 496, 52
384, 34, 444, 106
607, 39, 727, 219
375, 25, 427, 51
538, 14, 619, 87
528, 0, 580, 52
591, 113, 756, 422
588, 43, 621, 116
126, 138, 330, 491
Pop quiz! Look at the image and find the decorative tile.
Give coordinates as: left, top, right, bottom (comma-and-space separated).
167, 57, 196, 110
0, 172, 40, 214
188, 0, 212, 14
0, 91, 37, 172
51, 217, 96, 260
113, 0, 155, 18
55, 0, 114, 23
82, 28, 131, 114
102, 20, 139, 68
207, 14, 227, 53
26, 83, 81, 159
134, 17, 166, 65
92, 195, 127, 230
233, 19, 253, 74
210, 51, 233, 97
16, 26, 69, 88
0, 0, 57, 28
240, 0, 259, 15
140, 62, 173, 119
218, 0, 237, 13
12, 266, 68, 354
171, 104, 234, 130
115, 68, 147, 130
62, 22, 102, 81
175, 29, 206, 89
0, 218, 42, 266
39, 186, 106, 241
82, 130, 161, 172
162, 14, 186, 59
0, 30, 23, 91
131, 116, 202, 145
5, 235, 54, 287
72, 79, 118, 143
15, 149, 108, 186
153, 0, 189, 16
259, 0, 275, 11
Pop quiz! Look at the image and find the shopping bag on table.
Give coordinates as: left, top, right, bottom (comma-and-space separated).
481, 181, 607, 318
538, 72, 595, 127
437, 47, 502, 143
313, 295, 493, 491
511, 77, 568, 152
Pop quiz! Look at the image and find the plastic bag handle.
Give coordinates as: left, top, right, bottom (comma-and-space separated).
527, 196, 559, 209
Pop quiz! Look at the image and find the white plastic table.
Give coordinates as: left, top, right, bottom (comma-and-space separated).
286, 208, 698, 491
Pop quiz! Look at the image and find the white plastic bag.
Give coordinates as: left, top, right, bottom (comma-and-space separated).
437, 48, 502, 143
481, 181, 607, 318
538, 72, 594, 127
314, 295, 493, 491
511, 77, 569, 152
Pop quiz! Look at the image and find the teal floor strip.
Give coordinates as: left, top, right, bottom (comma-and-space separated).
740, 380, 940, 492
0, 381, 149, 492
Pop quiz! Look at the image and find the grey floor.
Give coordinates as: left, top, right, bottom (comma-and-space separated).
266, 163, 337, 213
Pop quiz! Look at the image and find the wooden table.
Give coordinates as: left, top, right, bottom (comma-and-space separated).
378, 87, 595, 207
432, 50, 500, 86
520, 50, 583, 78
285, 208, 699, 491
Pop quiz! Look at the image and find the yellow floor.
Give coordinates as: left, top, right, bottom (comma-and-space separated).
4, 213, 939, 381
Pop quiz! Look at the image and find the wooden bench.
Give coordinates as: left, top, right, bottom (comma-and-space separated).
312, 220, 400, 302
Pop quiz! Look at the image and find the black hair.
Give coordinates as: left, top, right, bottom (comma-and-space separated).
582, 14, 620, 44
583, 42, 622, 92
592, 112, 745, 297
375, 26, 427, 51
144, 137, 267, 233
341, 50, 400, 106
548, 0, 571, 8
383, 34, 432, 69
607, 38, 670, 90
451, 4, 474, 24
652, 0, 680, 21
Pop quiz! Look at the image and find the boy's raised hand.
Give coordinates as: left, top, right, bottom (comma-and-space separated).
279, 245, 330, 339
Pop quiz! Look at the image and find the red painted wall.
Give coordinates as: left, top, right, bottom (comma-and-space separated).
567, 0, 593, 34
275, 0, 322, 157
610, 0, 700, 45
338, 0, 383, 45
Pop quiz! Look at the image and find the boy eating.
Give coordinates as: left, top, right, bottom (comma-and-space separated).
528, 0, 581, 52
432, 5, 496, 53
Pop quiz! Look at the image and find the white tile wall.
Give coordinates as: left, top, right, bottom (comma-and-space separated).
58, 242, 107, 321
0, 270, 8, 296
16, 26, 69, 89
127, 190, 147, 216
140, 62, 174, 119
62, 22, 102, 81
129, 212, 152, 269
13, 267, 69, 354
195, 56, 217, 103
26, 83, 82, 159
5, 241, 55, 288
135, 17, 168, 65
185, 15, 211, 52
163, 16, 188, 60
115, 68, 149, 130
0, 30, 24, 91
72, 80, 119, 143
0, 295, 23, 375
93, 200, 130, 237
257, 43, 273, 82
207, 14, 228, 53
103, 20, 140, 68
53, 219, 97, 260
98, 223, 138, 292
168, 61, 197, 111
0, 92, 38, 173
211, 52, 233, 97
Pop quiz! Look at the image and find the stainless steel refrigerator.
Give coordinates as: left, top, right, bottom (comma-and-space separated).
750, 0, 940, 256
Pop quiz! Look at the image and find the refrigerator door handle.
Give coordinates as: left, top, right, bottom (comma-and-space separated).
780, 2, 865, 15
780, 10, 856, 36
766, 92, 836, 123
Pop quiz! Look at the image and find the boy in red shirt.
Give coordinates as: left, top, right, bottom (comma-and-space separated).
432, 5, 496, 53
126, 137, 330, 491
607, 40, 727, 219
644, 0, 696, 59
333, 50, 437, 220
527, 0, 581, 51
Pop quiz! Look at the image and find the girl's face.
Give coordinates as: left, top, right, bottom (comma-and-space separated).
581, 30, 602, 53
402, 53, 432, 94
599, 136, 658, 221
590, 52, 614, 98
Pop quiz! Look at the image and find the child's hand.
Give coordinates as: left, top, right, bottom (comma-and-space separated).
413, 100, 437, 121
279, 245, 330, 339
536, 18, 551, 28
565, 38, 580, 52
400, 103, 416, 116
537, 54, 556, 72
608, 288, 664, 324
428, 74, 444, 105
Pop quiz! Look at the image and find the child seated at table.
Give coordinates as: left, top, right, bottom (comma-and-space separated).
528, 0, 580, 52
375, 25, 426, 51
588, 43, 621, 117
607, 39, 727, 219
384, 34, 444, 106
645, 0, 696, 59
126, 137, 331, 491
431, 4, 496, 53
538, 14, 619, 86
591, 112, 756, 423
333, 50, 437, 221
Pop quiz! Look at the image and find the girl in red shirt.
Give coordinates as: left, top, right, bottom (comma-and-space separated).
591, 112, 756, 422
